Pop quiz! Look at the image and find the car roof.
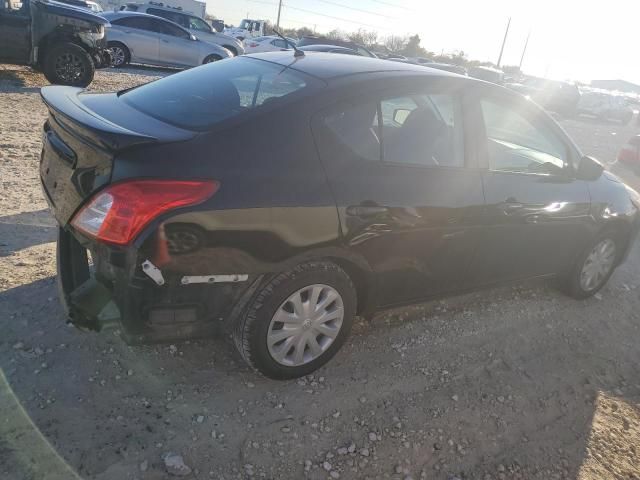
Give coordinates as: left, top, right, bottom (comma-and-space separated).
246, 51, 455, 80
104, 10, 173, 22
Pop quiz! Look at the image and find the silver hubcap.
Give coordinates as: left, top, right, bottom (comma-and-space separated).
580, 239, 616, 291
267, 284, 344, 367
111, 47, 126, 66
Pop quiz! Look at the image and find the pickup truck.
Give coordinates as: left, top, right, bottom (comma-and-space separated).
0, 0, 111, 87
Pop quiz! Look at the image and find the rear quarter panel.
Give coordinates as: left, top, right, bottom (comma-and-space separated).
111, 98, 343, 277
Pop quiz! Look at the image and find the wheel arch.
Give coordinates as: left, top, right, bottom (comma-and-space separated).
598, 218, 634, 265
37, 27, 91, 67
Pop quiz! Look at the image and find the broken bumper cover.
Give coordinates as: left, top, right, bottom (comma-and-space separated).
56, 228, 258, 344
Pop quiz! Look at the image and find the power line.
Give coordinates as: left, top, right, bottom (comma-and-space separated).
367, 0, 412, 11
283, 3, 394, 30
244, 0, 395, 31
311, 0, 401, 20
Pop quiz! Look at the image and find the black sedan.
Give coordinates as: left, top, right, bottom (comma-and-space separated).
40, 51, 640, 379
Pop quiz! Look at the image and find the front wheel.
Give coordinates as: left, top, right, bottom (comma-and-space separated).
107, 41, 130, 68
43, 42, 95, 87
564, 233, 620, 299
203, 54, 222, 64
233, 261, 356, 379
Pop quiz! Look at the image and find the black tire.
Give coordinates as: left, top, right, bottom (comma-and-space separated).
563, 231, 621, 299
107, 41, 130, 68
43, 42, 95, 87
223, 45, 238, 56
203, 54, 222, 64
233, 261, 357, 380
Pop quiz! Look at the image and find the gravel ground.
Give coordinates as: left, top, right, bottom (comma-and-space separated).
1, 64, 640, 480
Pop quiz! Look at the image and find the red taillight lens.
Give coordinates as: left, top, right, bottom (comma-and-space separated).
71, 179, 218, 245
618, 144, 640, 164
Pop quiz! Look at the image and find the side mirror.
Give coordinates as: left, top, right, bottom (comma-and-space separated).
393, 108, 411, 125
576, 155, 604, 181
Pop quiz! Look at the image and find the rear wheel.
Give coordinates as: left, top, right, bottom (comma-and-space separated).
223, 45, 238, 56
233, 261, 356, 379
43, 42, 95, 87
203, 54, 222, 64
108, 41, 130, 68
564, 232, 620, 299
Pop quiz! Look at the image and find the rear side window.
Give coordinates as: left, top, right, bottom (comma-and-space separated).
323, 92, 464, 167
147, 8, 188, 28
121, 58, 314, 130
112, 16, 153, 30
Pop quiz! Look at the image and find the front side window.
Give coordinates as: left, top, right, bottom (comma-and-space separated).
322, 92, 464, 167
121, 57, 312, 130
480, 98, 568, 175
188, 16, 211, 32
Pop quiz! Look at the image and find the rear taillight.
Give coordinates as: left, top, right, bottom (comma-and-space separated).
249, 43, 258, 47
618, 144, 640, 164
71, 179, 218, 245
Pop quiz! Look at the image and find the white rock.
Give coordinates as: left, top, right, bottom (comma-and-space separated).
163, 452, 191, 477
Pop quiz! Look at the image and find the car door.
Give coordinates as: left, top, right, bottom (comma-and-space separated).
0, 1, 31, 63
152, 18, 199, 67
312, 78, 485, 307
469, 88, 592, 284
112, 16, 159, 63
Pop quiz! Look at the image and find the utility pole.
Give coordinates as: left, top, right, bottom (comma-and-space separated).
519, 30, 531, 70
496, 16, 511, 68
276, 0, 282, 28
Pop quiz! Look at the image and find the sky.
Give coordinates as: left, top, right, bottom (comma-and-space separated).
205, 0, 640, 85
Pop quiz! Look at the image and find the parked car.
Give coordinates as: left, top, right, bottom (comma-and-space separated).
121, 2, 244, 55
617, 135, 640, 170
41, 52, 640, 379
297, 36, 376, 57
0, 0, 111, 86
425, 62, 467, 75
56, 0, 103, 12
577, 91, 634, 125
224, 18, 266, 41
407, 56, 434, 65
506, 77, 581, 116
298, 45, 362, 55
243, 35, 291, 53
103, 12, 231, 68
86, 0, 102, 12
469, 66, 504, 84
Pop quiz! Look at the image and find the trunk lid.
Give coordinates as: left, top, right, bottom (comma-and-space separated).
39, 86, 196, 225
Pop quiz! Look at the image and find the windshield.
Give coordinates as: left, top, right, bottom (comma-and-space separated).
239, 19, 251, 29
121, 57, 315, 130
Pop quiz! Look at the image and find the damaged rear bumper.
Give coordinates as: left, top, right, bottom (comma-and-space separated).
56, 227, 258, 344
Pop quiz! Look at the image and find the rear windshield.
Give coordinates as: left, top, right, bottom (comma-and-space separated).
120, 58, 316, 130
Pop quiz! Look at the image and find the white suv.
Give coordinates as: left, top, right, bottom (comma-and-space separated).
121, 3, 245, 55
